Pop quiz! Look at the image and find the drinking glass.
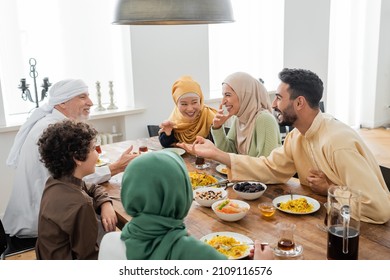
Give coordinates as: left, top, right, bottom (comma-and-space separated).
273, 222, 303, 258
195, 156, 210, 169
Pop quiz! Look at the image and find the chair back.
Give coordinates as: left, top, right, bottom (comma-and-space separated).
380, 165, 390, 191
0, 219, 8, 259
98, 231, 126, 260
147, 125, 160, 137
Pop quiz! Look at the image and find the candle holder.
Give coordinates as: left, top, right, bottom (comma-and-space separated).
18, 58, 51, 108
95, 81, 106, 111
107, 81, 118, 110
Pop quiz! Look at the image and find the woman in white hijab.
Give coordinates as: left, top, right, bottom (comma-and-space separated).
211, 72, 281, 157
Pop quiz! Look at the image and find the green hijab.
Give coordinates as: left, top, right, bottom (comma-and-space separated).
120, 151, 226, 260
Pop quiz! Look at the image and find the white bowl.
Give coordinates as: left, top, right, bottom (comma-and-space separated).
233, 181, 267, 200
193, 187, 227, 207
211, 199, 250, 222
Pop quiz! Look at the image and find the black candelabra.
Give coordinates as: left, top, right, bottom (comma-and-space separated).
18, 58, 51, 108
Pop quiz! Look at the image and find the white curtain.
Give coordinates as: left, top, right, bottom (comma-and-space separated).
327, 0, 381, 127
208, 0, 284, 98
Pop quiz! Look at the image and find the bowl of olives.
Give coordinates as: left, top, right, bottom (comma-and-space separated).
233, 181, 267, 200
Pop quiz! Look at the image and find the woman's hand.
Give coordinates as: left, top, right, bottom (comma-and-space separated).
177, 136, 231, 166
159, 120, 176, 136
212, 104, 231, 130
306, 168, 335, 196
100, 201, 117, 232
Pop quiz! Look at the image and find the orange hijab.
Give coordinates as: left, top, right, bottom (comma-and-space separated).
169, 76, 216, 144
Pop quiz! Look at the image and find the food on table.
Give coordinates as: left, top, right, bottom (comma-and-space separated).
234, 182, 265, 193
214, 199, 248, 214
258, 202, 276, 217
189, 172, 218, 189
204, 235, 248, 259
278, 197, 314, 213
194, 189, 224, 200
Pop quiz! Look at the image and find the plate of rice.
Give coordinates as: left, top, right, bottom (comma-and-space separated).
200, 232, 253, 259
273, 195, 320, 215
188, 171, 219, 189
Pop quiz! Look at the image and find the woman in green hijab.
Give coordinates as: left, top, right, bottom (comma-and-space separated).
119, 150, 227, 260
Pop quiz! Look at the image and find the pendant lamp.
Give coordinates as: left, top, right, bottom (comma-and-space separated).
112, 0, 234, 25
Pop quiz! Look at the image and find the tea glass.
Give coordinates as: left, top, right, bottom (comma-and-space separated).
273, 222, 303, 258
195, 156, 210, 169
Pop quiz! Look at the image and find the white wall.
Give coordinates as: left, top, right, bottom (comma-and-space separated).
122, 25, 211, 140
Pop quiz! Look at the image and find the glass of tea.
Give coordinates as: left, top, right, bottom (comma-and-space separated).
276, 222, 296, 251
258, 202, 276, 218
138, 146, 148, 154
95, 138, 102, 154
273, 222, 303, 258
195, 156, 210, 169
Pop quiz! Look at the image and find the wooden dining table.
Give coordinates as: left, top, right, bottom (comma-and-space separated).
100, 136, 390, 260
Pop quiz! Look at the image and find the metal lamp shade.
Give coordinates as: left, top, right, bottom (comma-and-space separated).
112, 0, 234, 25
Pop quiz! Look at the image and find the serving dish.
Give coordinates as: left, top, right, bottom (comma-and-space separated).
272, 195, 320, 215
189, 171, 219, 189
216, 164, 228, 175
193, 187, 227, 207
163, 147, 185, 156
211, 199, 249, 222
200, 231, 253, 260
96, 157, 109, 167
232, 181, 267, 200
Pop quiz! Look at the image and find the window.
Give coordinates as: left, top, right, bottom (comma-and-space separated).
327, 0, 381, 127
208, 0, 284, 98
0, 0, 133, 122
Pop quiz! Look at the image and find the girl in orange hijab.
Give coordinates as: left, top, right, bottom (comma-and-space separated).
159, 76, 217, 147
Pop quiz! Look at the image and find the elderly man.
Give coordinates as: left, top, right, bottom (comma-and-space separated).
4, 79, 137, 238
178, 68, 390, 224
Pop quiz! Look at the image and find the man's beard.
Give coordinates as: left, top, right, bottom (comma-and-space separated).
273, 105, 297, 127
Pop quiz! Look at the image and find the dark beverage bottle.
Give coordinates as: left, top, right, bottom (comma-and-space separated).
327, 225, 359, 260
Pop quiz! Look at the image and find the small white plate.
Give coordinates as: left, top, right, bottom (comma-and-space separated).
216, 164, 228, 175
163, 147, 186, 156
200, 232, 253, 260
96, 157, 109, 167
272, 195, 320, 215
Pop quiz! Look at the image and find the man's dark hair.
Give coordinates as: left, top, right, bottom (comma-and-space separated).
38, 120, 97, 178
279, 68, 323, 109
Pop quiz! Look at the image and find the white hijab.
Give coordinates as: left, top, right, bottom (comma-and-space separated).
223, 72, 272, 154
6, 79, 88, 168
